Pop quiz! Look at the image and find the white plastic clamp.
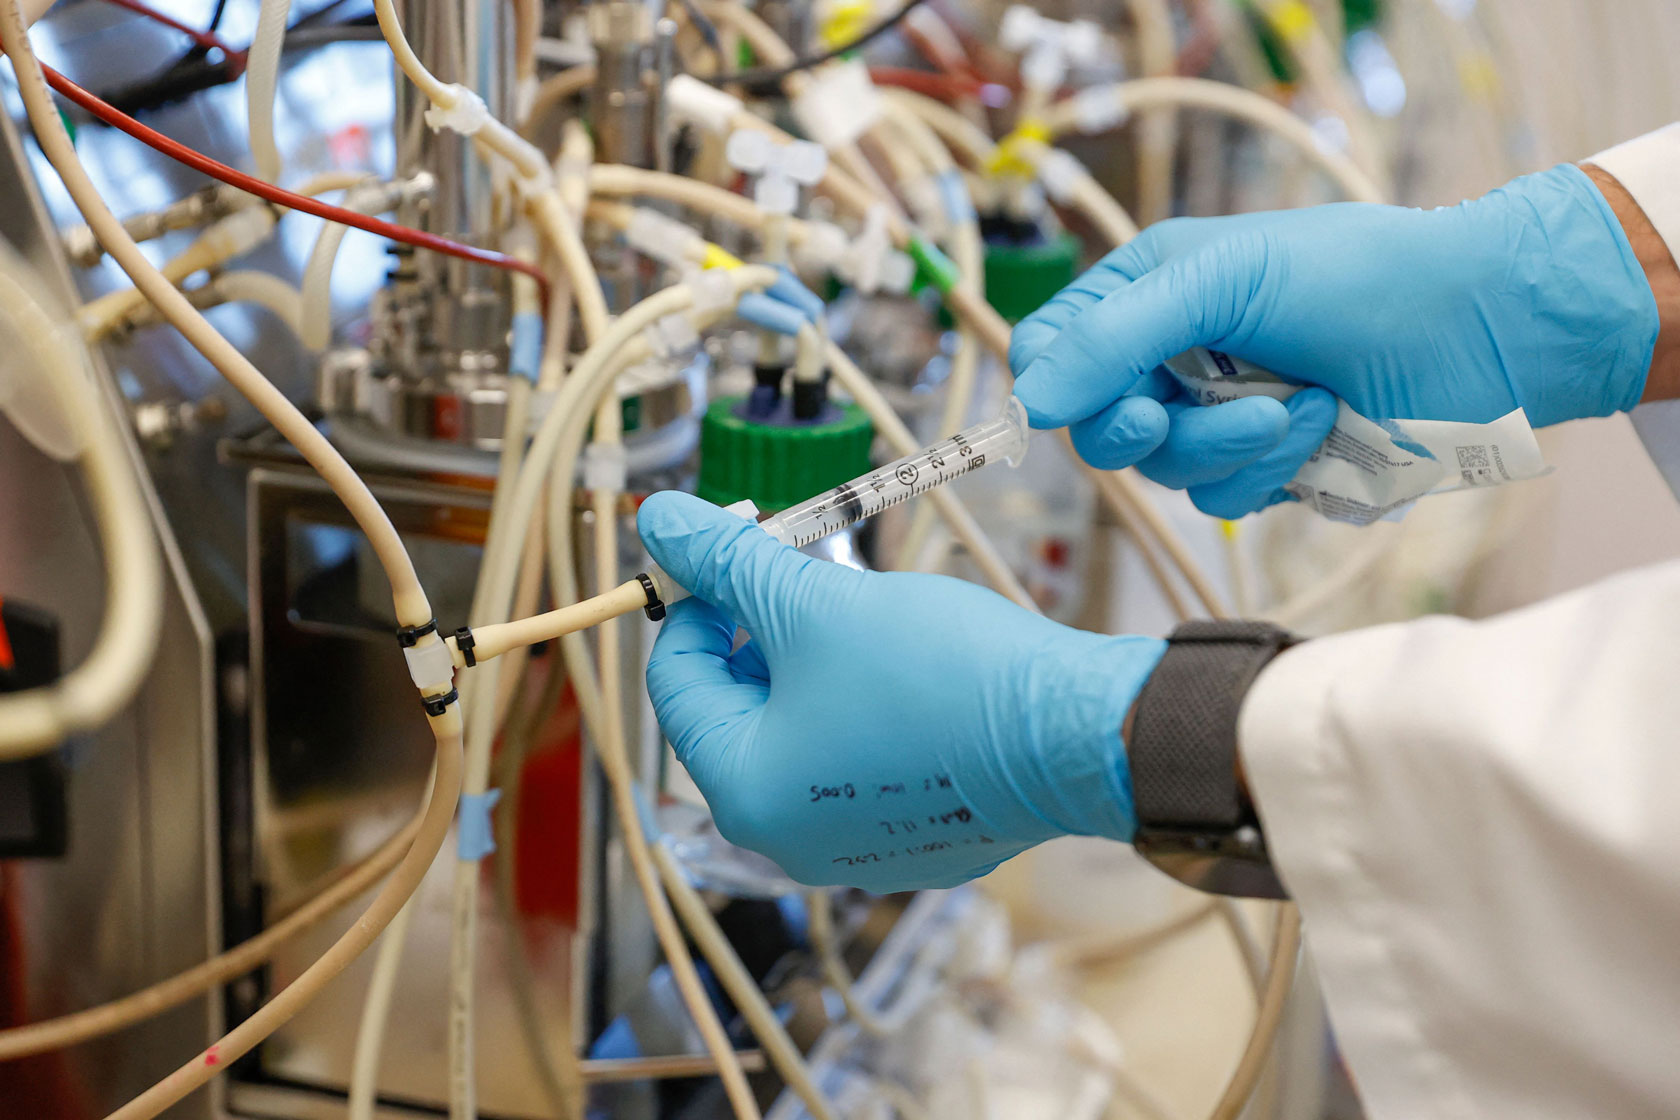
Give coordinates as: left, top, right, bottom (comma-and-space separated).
726, 130, 829, 216
424, 84, 491, 136
1000, 6, 1105, 91
840, 204, 914, 295
791, 57, 884, 150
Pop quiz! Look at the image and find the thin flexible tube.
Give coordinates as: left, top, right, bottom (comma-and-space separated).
698, 0, 910, 224
201, 269, 305, 337
881, 88, 995, 170
1062, 161, 1143, 244
805, 889, 890, 1040
655, 845, 839, 1120
461, 277, 777, 1120
345, 777, 433, 1120
40, 67, 552, 304
1044, 77, 1383, 204
103, 714, 463, 1120
491, 659, 586, 1120
20, 58, 430, 625
0, 811, 421, 1060
521, 65, 596, 135
80, 208, 276, 339
353, 13, 619, 1107
1243, 0, 1384, 187
1128, 0, 1179, 226
1215, 899, 1267, 994
1047, 901, 1218, 971
2, 16, 469, 1119
0, 255, 161, 758
246, 0, 290, 183
1206, 906, 1300, 1120
444, 183, 609, 1120
511, 0, 539, 99
457, 586, 652, 666
300, 177, 386, 351
369, 0, 548, 182
352, 277, 543, 1119
589, 164, 819, 247
346, 901, 415, 1120
535, 282, 771, 1120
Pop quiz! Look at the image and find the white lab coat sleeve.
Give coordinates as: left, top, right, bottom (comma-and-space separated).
1590, 124, 1680, 265
1238, 558, 1680, 1120
1592, 126, 1680, 502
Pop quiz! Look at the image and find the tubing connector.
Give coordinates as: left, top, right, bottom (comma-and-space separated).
1000, 6, 1105, 92
726, 130, 829, 216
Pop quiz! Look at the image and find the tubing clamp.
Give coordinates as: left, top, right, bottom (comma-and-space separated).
454, 627, 477, 668
637, 573, 667, 622
395, 619, 438, 648
422, 687, 460, 717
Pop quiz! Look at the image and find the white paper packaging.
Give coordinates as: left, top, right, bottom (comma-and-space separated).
1163, 348, 1549, 525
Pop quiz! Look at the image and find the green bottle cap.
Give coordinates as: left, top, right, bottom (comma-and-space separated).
983, 232, 1081, 324
698, 395, 874, 511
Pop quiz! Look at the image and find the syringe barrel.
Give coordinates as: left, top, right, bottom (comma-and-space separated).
643, 398, 1030, 603
760, 397, 1028, 549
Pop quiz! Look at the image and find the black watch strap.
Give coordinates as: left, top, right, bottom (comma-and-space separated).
1129, 620, 1297, 899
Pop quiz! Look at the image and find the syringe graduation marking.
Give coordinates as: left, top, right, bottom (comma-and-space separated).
765, 399, 1027, 550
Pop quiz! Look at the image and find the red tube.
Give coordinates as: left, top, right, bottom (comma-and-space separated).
868, 65, 991, 103
39, 65, 552, 305
94, 0, 247, 70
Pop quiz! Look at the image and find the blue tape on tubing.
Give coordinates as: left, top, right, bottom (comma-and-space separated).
737, 291, 808, 336
768, 266, 826, 321
457, 789, 503, 860
509, 311, 544, 384
937, 170, 976, 226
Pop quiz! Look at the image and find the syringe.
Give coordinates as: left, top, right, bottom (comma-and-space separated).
648, 397, 1030, 605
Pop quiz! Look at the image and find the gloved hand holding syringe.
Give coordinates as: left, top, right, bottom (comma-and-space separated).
647, 397, 1031, 604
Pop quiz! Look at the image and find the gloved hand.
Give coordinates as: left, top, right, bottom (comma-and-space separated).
639, 491, 1165, 893
1010, 163, 1658, 518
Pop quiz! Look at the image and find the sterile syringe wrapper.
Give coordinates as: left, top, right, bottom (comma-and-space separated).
1165, 349, 1549, 525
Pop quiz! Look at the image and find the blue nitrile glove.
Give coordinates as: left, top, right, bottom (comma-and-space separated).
639, 491, 1165, 893
1009, 163, 1658, 518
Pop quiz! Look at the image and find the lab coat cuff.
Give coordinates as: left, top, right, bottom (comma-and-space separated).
1237, 637, 1477, 1120
1590, 123, 1680, 270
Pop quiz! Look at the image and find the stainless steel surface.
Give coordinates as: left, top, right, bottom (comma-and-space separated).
235, 455, 595, 1118
0, 100, 218, 1119
394, 0, 511, 247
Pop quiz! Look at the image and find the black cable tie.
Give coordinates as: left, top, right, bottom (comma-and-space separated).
637, 573, 667, 622
454, 626, 477, 668
422, 687, 459, 717
396, 618, 438, 647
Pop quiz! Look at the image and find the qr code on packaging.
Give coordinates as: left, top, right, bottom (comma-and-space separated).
1457, 445, 1493, 485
